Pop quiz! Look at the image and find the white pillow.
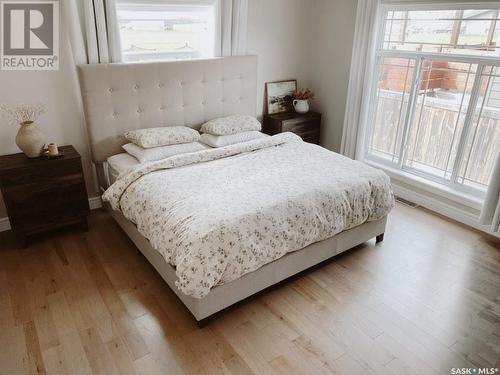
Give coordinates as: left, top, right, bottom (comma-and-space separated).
200, 115, 261, 136
200, 131, 268, 148
124, 126, 200, 148
122, 142, 209, 163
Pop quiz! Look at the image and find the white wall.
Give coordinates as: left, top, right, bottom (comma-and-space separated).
308, 0, 357, 152
247, 0, 359, 150
247, 0, 312, 117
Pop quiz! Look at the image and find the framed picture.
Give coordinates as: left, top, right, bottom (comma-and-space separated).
266, 80, 297, 114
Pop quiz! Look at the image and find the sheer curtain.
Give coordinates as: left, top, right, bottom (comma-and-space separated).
340, 0, 380, 159
65, 0, 122, 64
66, 0, 247, 63
480, 152, 500, 233
218, 0, 248, 56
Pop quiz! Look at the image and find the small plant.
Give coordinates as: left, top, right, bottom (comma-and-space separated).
292, 89, 315, 100
0, 103, 46, 125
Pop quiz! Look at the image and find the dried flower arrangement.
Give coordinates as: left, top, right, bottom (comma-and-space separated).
0, 103, 46, 125
292, 89, 315, 100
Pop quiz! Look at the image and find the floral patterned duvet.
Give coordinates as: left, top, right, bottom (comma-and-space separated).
103, 132, 394, 298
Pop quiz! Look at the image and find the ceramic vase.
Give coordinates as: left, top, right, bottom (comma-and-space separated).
293, 99, 309, 114
15, 121, 46, 158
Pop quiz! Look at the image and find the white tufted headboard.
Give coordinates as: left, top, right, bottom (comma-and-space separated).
78, 56, 257, 163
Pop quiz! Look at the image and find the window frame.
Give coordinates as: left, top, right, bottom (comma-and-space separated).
363, 1, 500, 199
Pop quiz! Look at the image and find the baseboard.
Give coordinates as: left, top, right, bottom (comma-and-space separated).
392, 183, 499, 239
88, 196, 103, 210
0, 196, 102, 232
0, 217, 10, 232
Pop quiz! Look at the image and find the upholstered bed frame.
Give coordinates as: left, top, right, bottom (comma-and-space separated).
78, 56, 387, 324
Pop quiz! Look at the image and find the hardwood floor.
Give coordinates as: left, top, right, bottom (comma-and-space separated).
0, 203, 498, 374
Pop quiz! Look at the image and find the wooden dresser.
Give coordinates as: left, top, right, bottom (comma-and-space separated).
263, 111, 321, 144
0, 145, 90, 245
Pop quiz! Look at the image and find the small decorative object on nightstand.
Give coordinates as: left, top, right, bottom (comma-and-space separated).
0, 103, 47, 158
292, 89, 315, 114
0, 145, 90, 246
263, 111, 321, 145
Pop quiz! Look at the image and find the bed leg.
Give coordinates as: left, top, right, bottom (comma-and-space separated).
376, 233, 385, 244
196, 318, 209, 328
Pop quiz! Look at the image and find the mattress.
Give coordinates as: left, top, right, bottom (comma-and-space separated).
103, 133, 394, 298
106, 153, 139, 185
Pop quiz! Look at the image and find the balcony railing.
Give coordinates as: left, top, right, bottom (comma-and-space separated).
369, 89, 500, 189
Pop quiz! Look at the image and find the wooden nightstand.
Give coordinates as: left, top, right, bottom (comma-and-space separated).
0, 145, 90, 245
263, 111, 321, 144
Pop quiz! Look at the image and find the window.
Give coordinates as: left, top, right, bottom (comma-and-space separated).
116, 1, 217, 62
366, 4, 500, 196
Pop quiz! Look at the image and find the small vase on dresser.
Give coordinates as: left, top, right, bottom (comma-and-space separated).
293, 99, 310, 114
15, 121, 46, 158
0, 103, 46, 158
292, 89, 315, 115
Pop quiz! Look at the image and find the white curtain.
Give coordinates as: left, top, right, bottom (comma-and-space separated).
218, 0, 248, 56
65, 0, 122, 64
479, 151, 500, 233
340, 0, 380, 159
66, 0, 246, 62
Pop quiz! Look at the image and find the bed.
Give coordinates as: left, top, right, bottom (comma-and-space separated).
78, 56, 394, 323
